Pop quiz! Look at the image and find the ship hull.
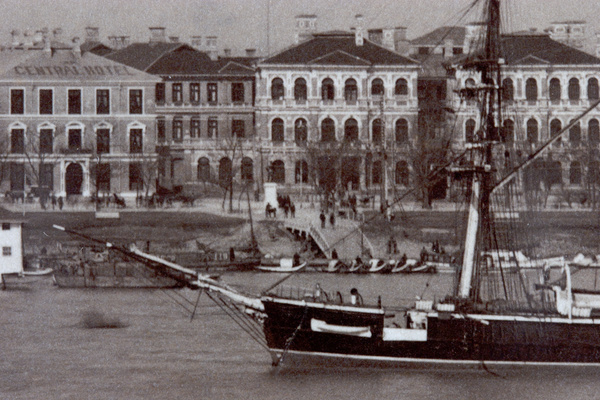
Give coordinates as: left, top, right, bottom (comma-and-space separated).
263, 298, 600, 367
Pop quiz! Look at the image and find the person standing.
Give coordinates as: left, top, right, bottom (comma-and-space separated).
320, 211, 326, 228
329, 212, 335, 229
58, 196, 64, 210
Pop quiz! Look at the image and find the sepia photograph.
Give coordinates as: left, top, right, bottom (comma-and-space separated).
3, 0, 600, 398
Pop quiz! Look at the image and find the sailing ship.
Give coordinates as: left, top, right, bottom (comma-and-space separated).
55, 0, 600, 368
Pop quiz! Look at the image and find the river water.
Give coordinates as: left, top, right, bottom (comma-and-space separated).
3, 272, 600, 400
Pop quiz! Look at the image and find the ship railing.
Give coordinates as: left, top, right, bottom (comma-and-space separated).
269, 284, 382, 308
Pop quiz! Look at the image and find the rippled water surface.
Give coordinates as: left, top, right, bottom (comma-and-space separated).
3, 272, 600, 400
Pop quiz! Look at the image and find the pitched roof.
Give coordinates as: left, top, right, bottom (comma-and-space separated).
80, 42, 113, 56
0, 50, 160, 82
500, 33, 600, 65
104, 42, 189, 71
262, 32, 417, 66
411, 26, 466, 46
146, 46, 215, 74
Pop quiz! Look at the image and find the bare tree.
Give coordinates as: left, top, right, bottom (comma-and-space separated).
409, 113, 456, 208
22, 128, 59, 207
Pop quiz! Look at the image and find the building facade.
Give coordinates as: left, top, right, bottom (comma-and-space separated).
0, 44, 160, 198
105, 28, 258, 193
453, 32, 600, 191
255, 27, 420, 196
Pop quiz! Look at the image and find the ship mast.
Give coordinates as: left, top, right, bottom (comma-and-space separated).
458, 0, 501, 299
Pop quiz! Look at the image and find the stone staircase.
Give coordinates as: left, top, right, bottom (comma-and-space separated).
284, 216, 375, 260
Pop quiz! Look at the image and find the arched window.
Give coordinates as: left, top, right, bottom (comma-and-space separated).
570, 121, 581, 146
344, 118, 358, 142
372, 118, 384, 144
344, 79, 358, 102
294, 118, 307, 143
272, 160, 285, 183
321, 118, 336, 142
502, 119, 514, 143
502, 78, 514, 101
588, 78, 599, 100
465, 118, 476, 142
395, 119, 408, 143
371, 78, 384, 97
197, 157, 210, 181
395, 161, 409, 186
271, 78, 284, 100
372, 160, 383, 184
321, 78, 334, 101
219, 157, 232, 186
590, 160, 600, 185
271, 118, 284, 142
241, 157, 253, 181
295, 160, 308, 183
570, 161, 582, 184
395, 78, 408, 96
527, 118, 538, 143
589, 119, 600, 145
525, 78, 538, 101
549, 78, 561, 101
550, 119, 562, 144
568, 78, 580, 100
294, 78, 307, 101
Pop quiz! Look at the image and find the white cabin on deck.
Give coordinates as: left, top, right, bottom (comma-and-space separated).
0, 208, 23, 276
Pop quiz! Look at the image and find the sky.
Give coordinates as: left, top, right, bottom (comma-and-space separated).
1, 0, 600, 56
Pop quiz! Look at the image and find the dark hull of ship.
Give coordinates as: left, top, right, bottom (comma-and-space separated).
262, 298, 600, 367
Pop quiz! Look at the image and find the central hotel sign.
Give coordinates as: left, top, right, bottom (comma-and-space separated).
14, 65, 135, 77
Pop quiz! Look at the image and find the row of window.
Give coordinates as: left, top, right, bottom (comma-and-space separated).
8, 161, 147, 193
527, 160, 600, 186
270, 77, 410, 101
156, 117, 246, 142
155, 82, 246, 105
498, 77, 600, 101
269, 117, 410, 144
9, 88, 144, 115
465, 117, 600, 144
9, 127, 144, 154
196, 156, 411, 187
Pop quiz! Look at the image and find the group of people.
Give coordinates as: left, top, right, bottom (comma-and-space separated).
319, 211, 335, 229
277, 195, 296, 218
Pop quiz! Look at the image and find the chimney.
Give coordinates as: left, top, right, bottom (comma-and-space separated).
149, 27, 167, 43
108, 35, 130, 50
394, 27, 410, 55
206, 35, 218, 60
367, 29, 383, 45
33, 30, 44, 45
443, 38, 454, 59
10, 30, 21, 48
191, 35, 202, 49
23, 30, 34, 49
245, 48, 257, 57
355, 14, 364, 46
72, 36, 81, 57
223, 48, 232, 57
382, 28, 395, 51
43, 35, 51, 56
85, 27, 100, 43
53, 28, 63, 42
295, 14, 317, 44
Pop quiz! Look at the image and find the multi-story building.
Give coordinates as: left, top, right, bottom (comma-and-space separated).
453, 31, 600, 189
0, 40, 160, 198
105, 27, 257, 191
255, 15, 420, 196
